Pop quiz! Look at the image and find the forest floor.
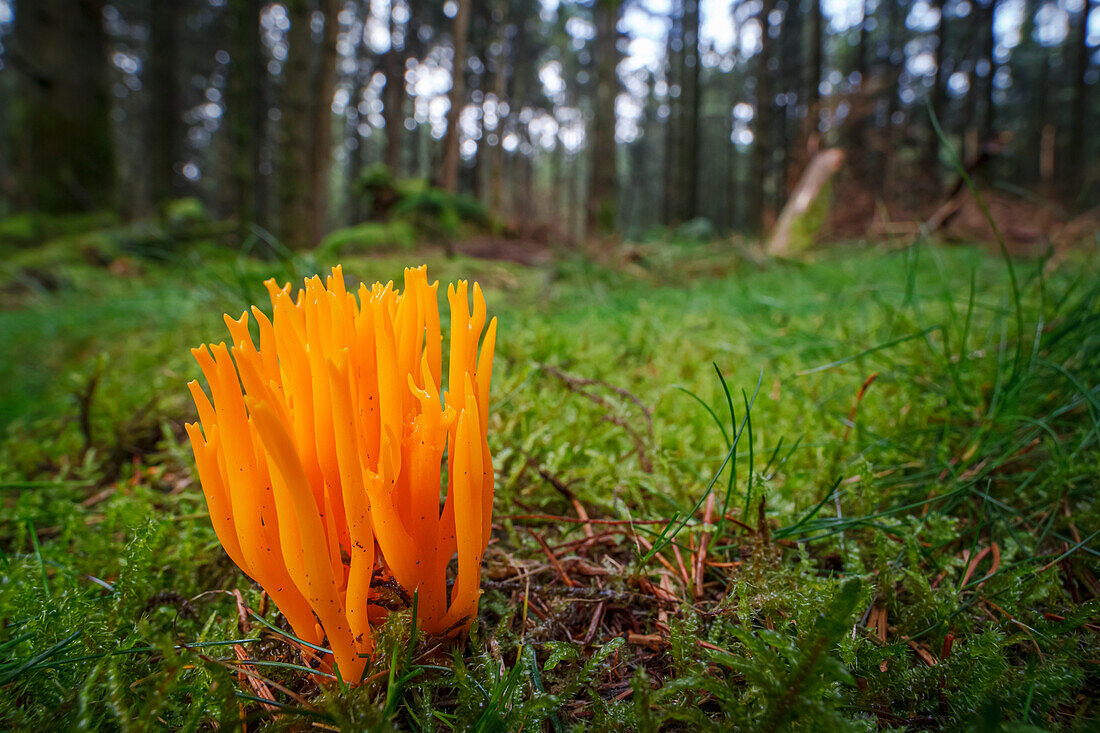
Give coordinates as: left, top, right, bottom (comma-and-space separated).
1, 225, 1098, 731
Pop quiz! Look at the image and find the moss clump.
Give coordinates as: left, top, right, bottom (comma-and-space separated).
319, 220, 417, 257
0, 211, 119, 249
787, 178, 833, 254
161, 197, 208, 233
390, 187, 488, 241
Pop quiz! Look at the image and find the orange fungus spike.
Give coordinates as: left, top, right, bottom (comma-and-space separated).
186, 266, 497, 684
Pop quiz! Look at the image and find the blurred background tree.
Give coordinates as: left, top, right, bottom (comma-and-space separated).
0, 0, 1095, 248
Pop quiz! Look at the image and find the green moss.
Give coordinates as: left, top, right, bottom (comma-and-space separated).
162, 197, 208, 232
391, 187, 489, 241
1, 236, 1098, 729
320, 220, 417, 256
787, 178, 833, 254
0, 211, 119, 249
356, 162, 396, 193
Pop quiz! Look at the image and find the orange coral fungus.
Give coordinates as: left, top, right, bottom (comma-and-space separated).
185, 265, 496, 682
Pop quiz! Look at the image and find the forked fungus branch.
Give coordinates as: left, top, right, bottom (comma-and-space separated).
185, 265, 497, 682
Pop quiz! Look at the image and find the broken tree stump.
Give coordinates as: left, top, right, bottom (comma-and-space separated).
767, 148, 845, 257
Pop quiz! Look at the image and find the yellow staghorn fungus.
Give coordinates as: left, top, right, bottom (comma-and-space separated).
185, 265, 496, 683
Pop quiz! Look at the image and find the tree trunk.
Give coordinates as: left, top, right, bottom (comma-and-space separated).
520, 144, 534, 224
680, 0, 701, 221
1070, 0, 1093, 197
587, 0, 620, 237
226, 0, 262, 233
727, 10, 744, 231
0, 66, 10, 207
279, 0, 313, 248
882, 0, 903, 195
12, 0, 115, 213
251, 0, 271, 229
808, 0, 823, 110
963, 4, 980, 163
346, 3, 371, 224
472, 133, 486, 203
440, 0, 472, 193
750, 0, 776, 232
800, 0, 823, 162
308, 0, 339, 245
846, 0, 870, 178
980, 0, 996, 144
574, 153, 584, 244
1015, 0, 1042, 185
489, 2, 508, 219
149, 0, 181, 207
551, 139, 565, 241
926, 0, 947, 172
777, 0, 802, 200
507, 14, 533, 224
662, 3, 682, 225
641, 76, 663, 232
381, 5, 404, 176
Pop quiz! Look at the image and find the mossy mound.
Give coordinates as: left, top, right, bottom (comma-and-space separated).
350, 164, 492, 245
319, 220, 416, 257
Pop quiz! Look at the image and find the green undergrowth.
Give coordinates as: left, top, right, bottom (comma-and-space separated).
330, 164, 493, 257
0, 231, 1097, 730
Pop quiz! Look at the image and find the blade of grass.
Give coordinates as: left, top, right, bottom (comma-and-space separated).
927, 100, 1024, 381
797, 325, 942, 376
0, 631, 80, 685
27, 519, 49, 599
